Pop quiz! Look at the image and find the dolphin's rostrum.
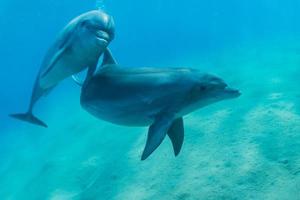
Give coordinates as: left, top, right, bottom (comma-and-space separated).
80, 50, 241, 160
10, 10, 115, 127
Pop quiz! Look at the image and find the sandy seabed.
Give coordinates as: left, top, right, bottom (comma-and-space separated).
1, 40, 300, 200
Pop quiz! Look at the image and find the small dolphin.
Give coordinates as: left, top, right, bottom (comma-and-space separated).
10, 10, 115, 127
80, 50, 241, 160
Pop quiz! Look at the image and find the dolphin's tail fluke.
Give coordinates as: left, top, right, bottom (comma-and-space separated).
9, 112, 48, 128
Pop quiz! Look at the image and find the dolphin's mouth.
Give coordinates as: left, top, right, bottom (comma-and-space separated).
224, 87, 241, 98
95, 30, 110, 45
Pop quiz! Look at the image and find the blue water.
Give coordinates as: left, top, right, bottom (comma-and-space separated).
1, 0, 300, 199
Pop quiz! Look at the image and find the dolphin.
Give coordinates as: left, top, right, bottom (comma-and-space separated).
10, 10, 115, 127
79, 50, 241, 160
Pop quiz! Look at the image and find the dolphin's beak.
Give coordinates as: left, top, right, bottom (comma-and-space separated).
224, 87, 241, 98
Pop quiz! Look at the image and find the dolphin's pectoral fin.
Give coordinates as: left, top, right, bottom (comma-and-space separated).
167, 117, 184, 156
57, 28, 75, 50
40, 29, 75, 79
40, 47, 69, 78
141, 114, 174, 160
72, 74, 84, 86
72, 64, 97, 87
101, 48, 117, 66
84, 64, 97, 82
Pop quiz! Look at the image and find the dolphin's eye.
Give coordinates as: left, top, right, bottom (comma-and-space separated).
200, 86, 207, 91
81, 20, 106, 32
81, 20, 96, 30
81, 20, 88, 27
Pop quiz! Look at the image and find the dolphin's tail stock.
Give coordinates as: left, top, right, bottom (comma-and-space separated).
9, 77, 48, 128
9, 112, 48, 128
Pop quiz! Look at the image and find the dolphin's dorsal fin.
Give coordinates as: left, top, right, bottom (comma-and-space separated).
141, 114, 174, 160
101, 48, 117, 66
167, 117, 184, 156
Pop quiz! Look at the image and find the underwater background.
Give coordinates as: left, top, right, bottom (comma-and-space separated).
1, 0, 300, 199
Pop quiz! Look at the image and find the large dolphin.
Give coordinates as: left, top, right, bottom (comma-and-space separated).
10, 10, 115, 127
80, 50, 241, 160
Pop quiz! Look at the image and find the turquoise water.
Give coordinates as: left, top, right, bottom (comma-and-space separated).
1, 1, 300, 199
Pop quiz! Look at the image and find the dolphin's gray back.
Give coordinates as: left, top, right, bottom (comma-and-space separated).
97, 65, 197, 76
88, 65, 197, 98
94, 65, 198, 88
